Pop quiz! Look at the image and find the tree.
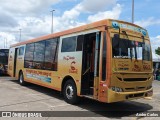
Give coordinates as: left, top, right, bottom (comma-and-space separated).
155, 47, 160, 55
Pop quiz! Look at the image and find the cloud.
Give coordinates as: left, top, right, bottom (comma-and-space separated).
0, 0, 60, 16
77, 0, 116, 13
0, 0, 61, 48
0, 0, 121, 48
0, 12, 18, 27
0, 32, 17, 49
150, 35, 160, 53
60, 0, 117, 19
0, 0, 61, 32
15, 0, 119, 39
135, 18, 160, 53
61, 9, 80, 20
135, 17, 160, 28
87, 4, 121, 23
151, 36, 160, 53
17, 17, 51, 40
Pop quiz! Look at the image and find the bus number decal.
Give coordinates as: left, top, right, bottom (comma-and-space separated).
143, 62, 151, 70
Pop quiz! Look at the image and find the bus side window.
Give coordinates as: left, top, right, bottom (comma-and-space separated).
33, 41, 45, 69
18, 46, 25, 56
24, 38, 59, 70
44, 38, 59, 71
24, 43, 35, 68
61, 36, 77, 52
76, 35, 84, 51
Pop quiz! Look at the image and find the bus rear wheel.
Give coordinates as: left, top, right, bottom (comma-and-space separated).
63, 80, 79, 104
18, 72, 26, 85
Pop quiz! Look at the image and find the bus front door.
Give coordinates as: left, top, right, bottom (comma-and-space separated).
81, 32, 100, 98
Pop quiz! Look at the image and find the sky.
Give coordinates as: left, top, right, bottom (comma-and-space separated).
0, 0, 160, 53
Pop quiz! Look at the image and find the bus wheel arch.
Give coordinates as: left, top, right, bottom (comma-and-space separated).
62, 76, 79, 104
18, 70, 26, 85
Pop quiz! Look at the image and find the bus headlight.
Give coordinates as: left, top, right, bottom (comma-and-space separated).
111, 86, 123, 92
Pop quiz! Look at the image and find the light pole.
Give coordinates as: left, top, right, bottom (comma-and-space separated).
5, 38, 7, 48
19, 29, 21, 42
50, 9, 55, 34
4, 37, 5, 48
132, 0, 134, 23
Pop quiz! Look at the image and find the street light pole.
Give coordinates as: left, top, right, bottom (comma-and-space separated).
132, 0, 134, 23
50, 9, 55, 34
19, 29, 21, 42
4, 38, 5, 48
5, 38, 7, 48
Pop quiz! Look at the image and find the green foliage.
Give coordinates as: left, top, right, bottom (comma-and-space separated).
155, 47, 160, 55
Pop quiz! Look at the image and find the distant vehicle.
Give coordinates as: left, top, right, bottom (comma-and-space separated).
0, 49, 9, 75
8, 19, 153, 104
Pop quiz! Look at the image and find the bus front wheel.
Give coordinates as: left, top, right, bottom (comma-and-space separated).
18, 72, 26, 85
63, 80, 79, 104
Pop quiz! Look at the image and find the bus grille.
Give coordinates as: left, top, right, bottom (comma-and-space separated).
123, 78, 148, 82
127, 93, 144, 99
125, 87, 146, 92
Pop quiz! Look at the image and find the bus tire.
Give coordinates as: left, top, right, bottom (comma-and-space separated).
63, 79, 79, 104
18, 72, 26, 85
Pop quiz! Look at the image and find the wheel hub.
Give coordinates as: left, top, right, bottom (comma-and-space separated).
20, 74, 23, 83
66, 85, 74, 99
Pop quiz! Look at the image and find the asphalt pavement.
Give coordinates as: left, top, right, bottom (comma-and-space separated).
0, 77, 160, 120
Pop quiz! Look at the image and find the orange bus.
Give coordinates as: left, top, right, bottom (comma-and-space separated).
8, 19, 153, 104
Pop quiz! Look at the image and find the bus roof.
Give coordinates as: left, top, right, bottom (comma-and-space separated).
11, 19, 146, 47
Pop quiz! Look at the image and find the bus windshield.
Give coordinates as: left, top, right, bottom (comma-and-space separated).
0, 49, 9, 64
112, 34, 151, 61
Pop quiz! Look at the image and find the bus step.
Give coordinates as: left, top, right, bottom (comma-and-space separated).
83, 95, 93, 99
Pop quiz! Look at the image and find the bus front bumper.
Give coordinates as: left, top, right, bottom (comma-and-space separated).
107, 88, 153, 103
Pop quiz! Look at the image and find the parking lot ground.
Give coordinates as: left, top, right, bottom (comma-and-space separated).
0, 77, 160, 120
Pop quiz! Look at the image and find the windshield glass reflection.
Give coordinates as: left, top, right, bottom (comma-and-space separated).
112, 34, 151, 61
